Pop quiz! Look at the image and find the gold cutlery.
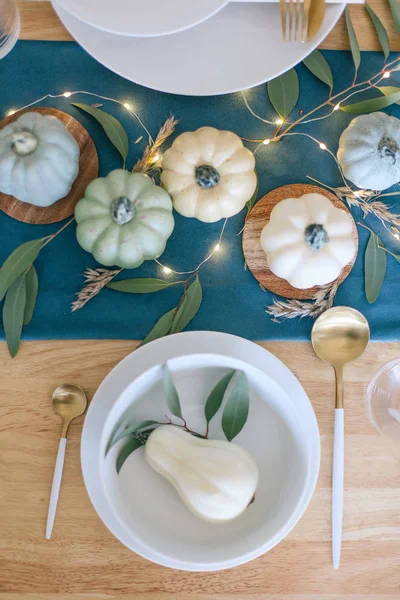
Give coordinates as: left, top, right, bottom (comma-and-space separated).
46, 384, 87, 539
311, 307, 369, 568
307, 0, 326, 41
280, 0, 322, 43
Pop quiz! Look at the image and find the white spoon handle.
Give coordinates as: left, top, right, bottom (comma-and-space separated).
332, 408, 344, 569
46, 437, 67, 540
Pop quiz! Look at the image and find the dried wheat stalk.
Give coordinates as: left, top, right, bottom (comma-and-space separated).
266, 280, 339, 322
133, 116, 178, 175
71, 268, 122, 312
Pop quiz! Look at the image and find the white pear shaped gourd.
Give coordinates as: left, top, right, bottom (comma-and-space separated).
145, 425, 259, 523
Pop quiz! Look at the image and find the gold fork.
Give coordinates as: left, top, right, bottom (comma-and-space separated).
280, 0, 312, 42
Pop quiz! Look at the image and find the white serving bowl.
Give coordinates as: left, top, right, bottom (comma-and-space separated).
99, 352, 316, 570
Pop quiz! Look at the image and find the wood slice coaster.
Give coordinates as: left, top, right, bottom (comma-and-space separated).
242, 183, 359, 300
0, 107, 98, 225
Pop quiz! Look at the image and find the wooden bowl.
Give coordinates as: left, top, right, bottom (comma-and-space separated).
0, 107, 98, 225
242, 183, 358, 300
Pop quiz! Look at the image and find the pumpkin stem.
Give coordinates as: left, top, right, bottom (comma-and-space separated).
304, 224, 329, 251
111, 196, 136, 225
378, 137, 398, 166
195, 165, 220, 189
11, 131, 38, 156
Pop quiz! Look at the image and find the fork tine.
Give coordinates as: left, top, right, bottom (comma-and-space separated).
302, 0, 311, 42
288, 0, 294, 41
280, 0, 287, 40
295, 0, 302, 42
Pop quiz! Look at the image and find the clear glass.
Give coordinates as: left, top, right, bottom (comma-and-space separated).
0, 0, 20, 59
366, 358, 400, 441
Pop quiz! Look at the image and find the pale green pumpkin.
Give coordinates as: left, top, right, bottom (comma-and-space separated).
75, 169, 174, 268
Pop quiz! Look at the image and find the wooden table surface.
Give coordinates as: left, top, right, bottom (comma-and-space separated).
3, 2, 400, 598
1, 339, 400, 599
17, 0, 400, 51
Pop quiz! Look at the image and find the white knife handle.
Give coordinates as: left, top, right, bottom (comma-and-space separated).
332, 408, 344, 569
46, 437, 67, 540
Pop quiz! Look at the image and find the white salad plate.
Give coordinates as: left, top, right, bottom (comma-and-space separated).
81, 332, 320, 571
55, 0, 229, 37
52, 1, 344, 96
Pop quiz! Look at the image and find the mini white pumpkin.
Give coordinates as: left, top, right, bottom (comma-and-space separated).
75, 169, 174, 269
161, 126, 257, 223
337, 112, 400, 191
260, 193, 356, 289
0, 111, 80, 206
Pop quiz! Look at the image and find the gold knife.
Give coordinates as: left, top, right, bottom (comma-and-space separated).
307, 0, 326, 41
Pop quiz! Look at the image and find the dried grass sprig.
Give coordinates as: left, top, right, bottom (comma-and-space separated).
266, 280, 339, 322
133, 116, 178, 175
71, 267, 122, 312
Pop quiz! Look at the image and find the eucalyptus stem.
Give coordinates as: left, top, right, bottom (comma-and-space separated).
275, 57, 400, 141
163, 416, 208, 438
42, 216, 75, 249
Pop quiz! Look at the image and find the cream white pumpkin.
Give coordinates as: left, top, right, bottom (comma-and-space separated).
337, 112, 400, 191
260, 193, 356, 289
145, 425, 259, 523
0, 111, 80, 206
75, 169, 174, 269
161, 126, 257, 223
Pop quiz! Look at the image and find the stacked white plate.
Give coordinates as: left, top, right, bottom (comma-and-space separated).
81, 331, 320, 570
52, 0, 347, 95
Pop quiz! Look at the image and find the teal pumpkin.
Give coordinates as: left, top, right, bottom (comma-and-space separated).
75, 169, 174, 268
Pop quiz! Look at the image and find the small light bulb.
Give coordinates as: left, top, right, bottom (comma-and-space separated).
383, 71, 391, 79
7, 109, 16, 116
63, 91, 72, 98
214, 244, 221, 252
275, 118, 283, 125
123, 102, 132, 110
394, 233, 400, 240
334, 104, 340, 111
353, 190, 361, 198
319, 143, 327, 150
263, 139, 270, 145
163, 266, 172, 274
153, 153, 161, 162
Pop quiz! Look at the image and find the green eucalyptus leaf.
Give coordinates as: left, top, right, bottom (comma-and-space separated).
267, 68, 299, 119
116, 436, 147, 473
107, 420, 159, 454
302, 50, 333, 90
388, 0, 400, 33
365, 231, 387, 303
107, 278, 176, 293
341, 90, 400, 113
0, 238, 44, 302
246, 179, 259, 213
205, 371, 235, 425
23, 266, 39, 326
3, 273, 27, 358
345, 7, 361, 76
221, 371, 250, 442
164, 363, 182, 419
378, 86, 400, 103
170, 276, 202, 334
72, 103, 129, 165
366, 4, 390, 59
142, 307, 176, 345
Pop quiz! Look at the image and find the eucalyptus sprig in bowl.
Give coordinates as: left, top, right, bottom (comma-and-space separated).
99, 353, 313, 570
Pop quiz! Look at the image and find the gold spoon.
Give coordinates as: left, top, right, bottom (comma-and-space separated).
311, 307, 369, 569
46, 384, 87, 540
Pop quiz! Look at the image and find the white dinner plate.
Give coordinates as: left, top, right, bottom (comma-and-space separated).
53, 1, 344, 96
55, 0, 228, 37
81, 332, 320, 570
